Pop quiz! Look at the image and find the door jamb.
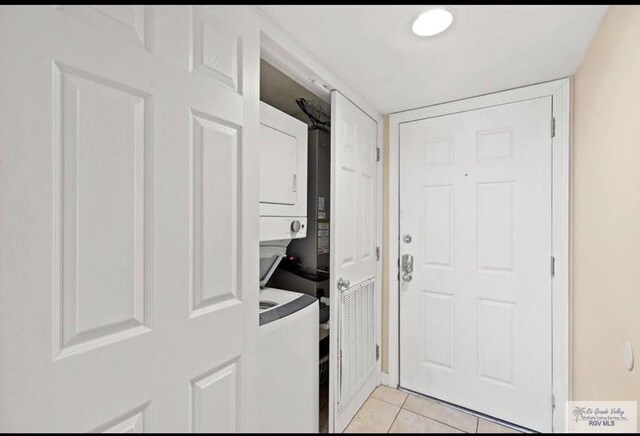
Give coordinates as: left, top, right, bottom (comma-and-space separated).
253, 7, 385, 433
386, 78, 571, 433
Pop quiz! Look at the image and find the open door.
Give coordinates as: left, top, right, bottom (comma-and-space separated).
329, 91, 379, 432
0, 5, 259, 432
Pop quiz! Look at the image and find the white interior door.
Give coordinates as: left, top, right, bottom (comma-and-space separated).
0, 5, 259, 432
399, 97, 553, 432
329, 91, 379, 433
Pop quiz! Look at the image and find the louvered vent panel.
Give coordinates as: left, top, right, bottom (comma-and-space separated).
338, 277, 376, 411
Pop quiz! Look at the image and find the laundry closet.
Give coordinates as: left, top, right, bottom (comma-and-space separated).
257, 59, 333, 432
256, 43, 382, 430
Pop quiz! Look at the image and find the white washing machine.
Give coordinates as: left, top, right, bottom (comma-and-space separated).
258, 288, 319, 433
257, 103, 317, 432
257, 287, 318, 432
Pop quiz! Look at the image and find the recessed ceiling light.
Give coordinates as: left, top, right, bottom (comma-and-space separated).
412, 8, 454, 37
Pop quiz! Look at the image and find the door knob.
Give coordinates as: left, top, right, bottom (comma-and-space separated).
402, 273, 412, 282
337, 277, 350, 291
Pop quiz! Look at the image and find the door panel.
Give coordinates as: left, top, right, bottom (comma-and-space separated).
399, 97, 553, 432
56, 5, 150, 49
56, 63, 150, 354
330, 91, 378, 433
0, 5, 258, 432
190, 361, 238, 433
192, 113, 240, 314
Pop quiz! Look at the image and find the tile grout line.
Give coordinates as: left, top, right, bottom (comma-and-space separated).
402, 409, 468, 434
371, 390, 469, 433
402, 396, 477, 433
379, 391, 469, 434
343, 395, 371, 433
400, 394, 408, 408
386, 400, 403, 433
370, 390, 409, 408
399, 388, 525, 433
403, 408, 476, 433
345, 388, 521, 434
372, 388, 524, 434
368, 388, 407, 433
388, 391, 410, 433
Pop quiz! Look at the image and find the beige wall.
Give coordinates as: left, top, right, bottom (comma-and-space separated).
572, 5, 640, 402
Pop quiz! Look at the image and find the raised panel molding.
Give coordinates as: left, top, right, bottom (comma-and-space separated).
339, 167, 356, 267
423, 137, 453, 166
423, 291, 454, 369
192, 6, 242, 92
344, 122, 356, 150
56, 5, 150, 50
191, 111, 240, 315
359, 131, 374, 162
478, 299, 515, 385
91, 403, 149, 433
54, 63, 152, 357
358, 172, 373, 261
478, 127, 514, 162
422, 185, 453, 267
190, 360, 239, 433
477, 181, 515, 271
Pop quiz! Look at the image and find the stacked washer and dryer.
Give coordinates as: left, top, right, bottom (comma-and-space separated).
256, 102, 318, 432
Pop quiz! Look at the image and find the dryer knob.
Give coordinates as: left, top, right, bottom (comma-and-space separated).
291, 220, 301, 233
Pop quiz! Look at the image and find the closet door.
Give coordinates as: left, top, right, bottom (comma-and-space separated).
0, 5, 259, 432
330, 91, 379, 433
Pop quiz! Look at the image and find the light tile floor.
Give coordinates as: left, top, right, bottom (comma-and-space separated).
344, 386, 525, 433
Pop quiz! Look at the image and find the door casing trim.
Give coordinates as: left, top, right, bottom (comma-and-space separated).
386, 78, 571, 433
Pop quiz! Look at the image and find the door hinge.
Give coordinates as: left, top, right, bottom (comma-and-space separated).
551, 117, 556, 138
551, 256, 555, 278
376, 147, 381, 162
376, 246, 380, 261
552, 394, 556, 411
376, 344, 380, 361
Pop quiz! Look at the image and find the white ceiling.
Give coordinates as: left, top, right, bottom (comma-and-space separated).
259, 5, 608, 114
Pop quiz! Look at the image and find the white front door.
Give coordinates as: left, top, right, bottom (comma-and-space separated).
330, 91, 379, 432
0, 5, 259, 432
399, 97, 553, 432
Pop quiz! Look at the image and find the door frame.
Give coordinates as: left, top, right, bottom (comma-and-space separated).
387, 78, 571, 433
253, 7, 385, 433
